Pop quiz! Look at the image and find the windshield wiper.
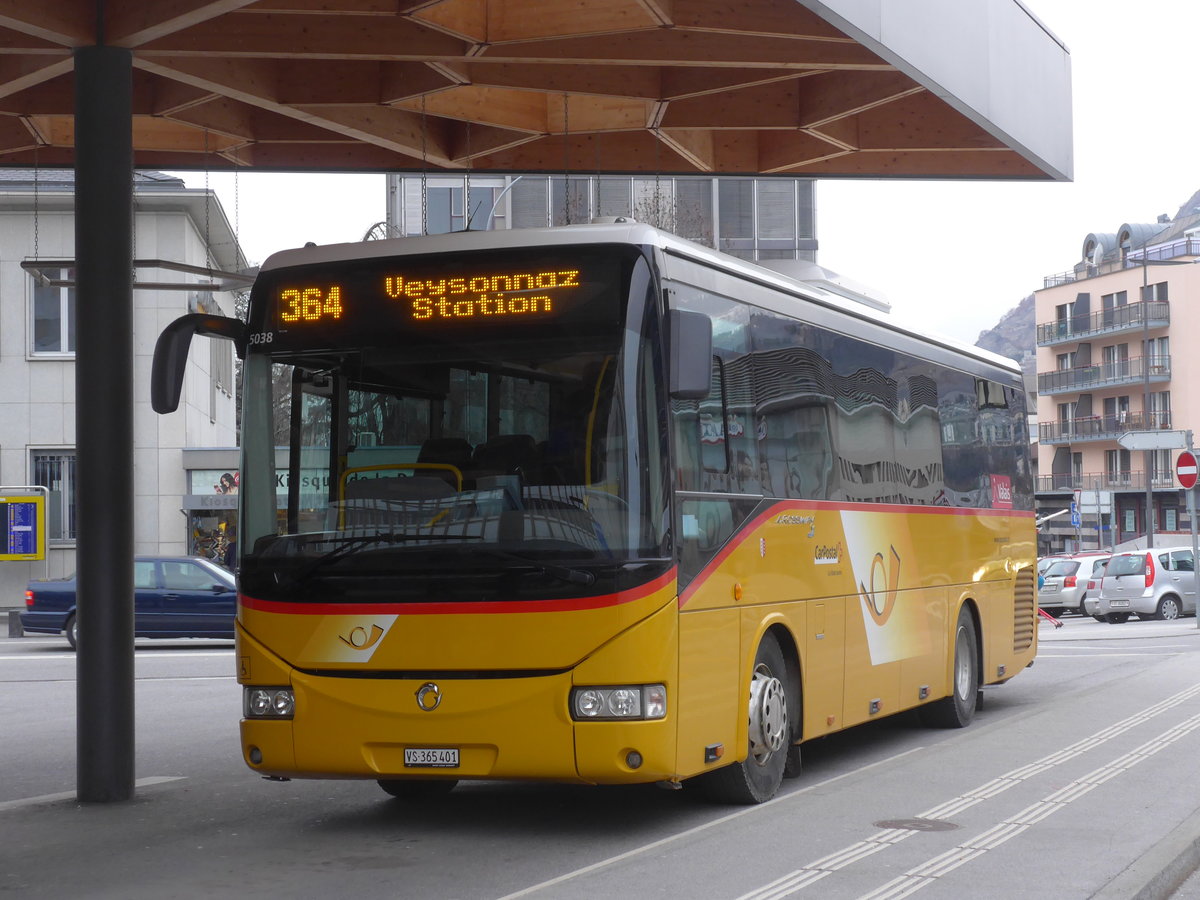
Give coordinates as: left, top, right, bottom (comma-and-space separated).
280, 532, 478, 587
469, 547, 597, 587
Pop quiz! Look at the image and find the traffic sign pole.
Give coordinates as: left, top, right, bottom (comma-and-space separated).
1185, 435, 1200, 630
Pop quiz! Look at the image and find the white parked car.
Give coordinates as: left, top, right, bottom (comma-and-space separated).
1095, 546, 1197, 623
1038, 553, 1110, 617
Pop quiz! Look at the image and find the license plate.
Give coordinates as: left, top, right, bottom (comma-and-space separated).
1041, 585, 1059, 594
404, 748, 459, 768
1110, 599, 1129, 608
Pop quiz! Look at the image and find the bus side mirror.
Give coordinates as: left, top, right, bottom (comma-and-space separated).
152, 313, 248, 414
668, 309, 712, 400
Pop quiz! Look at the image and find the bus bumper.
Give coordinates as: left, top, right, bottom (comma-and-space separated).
237, 620, 679, 785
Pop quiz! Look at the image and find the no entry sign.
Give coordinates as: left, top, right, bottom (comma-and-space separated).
1177, 450, 1199, 489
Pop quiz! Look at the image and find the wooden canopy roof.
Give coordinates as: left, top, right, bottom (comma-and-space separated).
0, 1, 1071, 178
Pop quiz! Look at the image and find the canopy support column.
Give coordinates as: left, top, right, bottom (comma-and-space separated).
74, 43, 135, 803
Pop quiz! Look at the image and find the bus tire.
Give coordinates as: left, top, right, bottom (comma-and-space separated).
919, 605, 978, 729
377, 779, 458, 799
701, 632, 791, 804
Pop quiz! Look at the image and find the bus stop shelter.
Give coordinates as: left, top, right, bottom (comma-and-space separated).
0, 0, 1072, 801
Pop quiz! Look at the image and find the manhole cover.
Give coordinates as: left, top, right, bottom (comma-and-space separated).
873, 817, 959, 832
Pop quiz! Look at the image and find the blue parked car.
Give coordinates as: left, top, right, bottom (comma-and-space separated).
20, 556, 236, 649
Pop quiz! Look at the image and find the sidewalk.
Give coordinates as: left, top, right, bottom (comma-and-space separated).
1040, 617, 1200, 899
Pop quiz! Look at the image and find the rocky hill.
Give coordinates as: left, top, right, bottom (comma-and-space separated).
975, 293, 1035, 363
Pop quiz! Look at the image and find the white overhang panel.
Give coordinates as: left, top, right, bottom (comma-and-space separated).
802, 0, 1073, 181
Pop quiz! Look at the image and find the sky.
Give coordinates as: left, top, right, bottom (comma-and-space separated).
167, 0, 1200, 346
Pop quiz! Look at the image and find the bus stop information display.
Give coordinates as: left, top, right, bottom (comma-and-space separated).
1, 495, 45, 561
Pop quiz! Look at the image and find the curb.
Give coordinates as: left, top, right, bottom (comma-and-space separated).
1093, 806, 1200, 900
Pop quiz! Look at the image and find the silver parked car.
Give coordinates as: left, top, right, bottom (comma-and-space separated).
1095, 547, 1197, 623
1083, 557, 1112, 620
1039, 554, 1111, 617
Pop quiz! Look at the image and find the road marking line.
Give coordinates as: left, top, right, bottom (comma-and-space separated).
492, 747, 926, 900
859, 711, 1200, 900
0, 776, 186, 812
731, 681, 1200, 900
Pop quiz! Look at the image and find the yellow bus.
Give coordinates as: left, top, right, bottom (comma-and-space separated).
152, 222, 1037, 803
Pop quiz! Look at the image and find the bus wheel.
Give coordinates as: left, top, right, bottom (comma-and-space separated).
920, 606, 978, 729
702, 633, 790, 804
377, 779, 458, 800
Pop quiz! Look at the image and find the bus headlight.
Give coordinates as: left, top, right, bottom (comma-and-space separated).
571, 684, 666, 721
244, 687, 295, 719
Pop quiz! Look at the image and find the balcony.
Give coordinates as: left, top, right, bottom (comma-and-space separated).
1038, 355, 1171, 396
1036, 470, 1179, 493
1039, 410, 1172, 445
1036, 300, 1169, 346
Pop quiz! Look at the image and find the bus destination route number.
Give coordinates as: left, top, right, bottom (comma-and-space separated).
275, 268, 584, 328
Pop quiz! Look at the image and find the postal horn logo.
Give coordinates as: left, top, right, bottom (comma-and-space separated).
415, 682, 442, 712
338, 623, 385, 651
860, 546, 901, 626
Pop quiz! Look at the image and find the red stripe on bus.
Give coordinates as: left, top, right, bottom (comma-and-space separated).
677, 499, 1033, 609
239, 566, 678, 616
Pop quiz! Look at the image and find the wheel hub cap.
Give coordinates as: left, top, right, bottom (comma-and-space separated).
749, 665, 787, 764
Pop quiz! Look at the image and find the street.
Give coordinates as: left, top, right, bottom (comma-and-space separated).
4, 617, 1200, 899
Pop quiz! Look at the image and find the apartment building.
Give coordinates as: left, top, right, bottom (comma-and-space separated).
1034, 193, 1200, 554
0, 170, 245, 610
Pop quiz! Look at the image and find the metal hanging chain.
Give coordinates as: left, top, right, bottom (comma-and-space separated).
594, 129, 601, 221
464, 120, 471, 230
654, 130, 662, 229
204, 129, 213, 274
234, 152, 240, 267
32, 144, 38, 261
420, 96, 428, 236
562, 93, 570, 225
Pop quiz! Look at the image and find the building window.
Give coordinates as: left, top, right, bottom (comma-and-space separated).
1105, 449, 1130, 485
426, 185, 499, 233
1148, 391, 1171, 429
1151, 448, 1172, 485
31, 268, 76, 354
1143, 281, 1168, 302
1057, 401, 1076, 434
211, 337, 233, 398
1148, 336, 1169, 372
717, 179, 754, 258
1055, 302, 1073, 335
31, 450, 76, 542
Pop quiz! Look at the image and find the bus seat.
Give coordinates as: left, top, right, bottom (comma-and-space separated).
472, 434, 537, 478
417, 437, 474, 488
418, 437, 474, 469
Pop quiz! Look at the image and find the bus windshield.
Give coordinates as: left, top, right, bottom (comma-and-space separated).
236, 243, 670, 603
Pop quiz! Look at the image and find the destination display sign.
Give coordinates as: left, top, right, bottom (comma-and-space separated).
254, 246, 628, 351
